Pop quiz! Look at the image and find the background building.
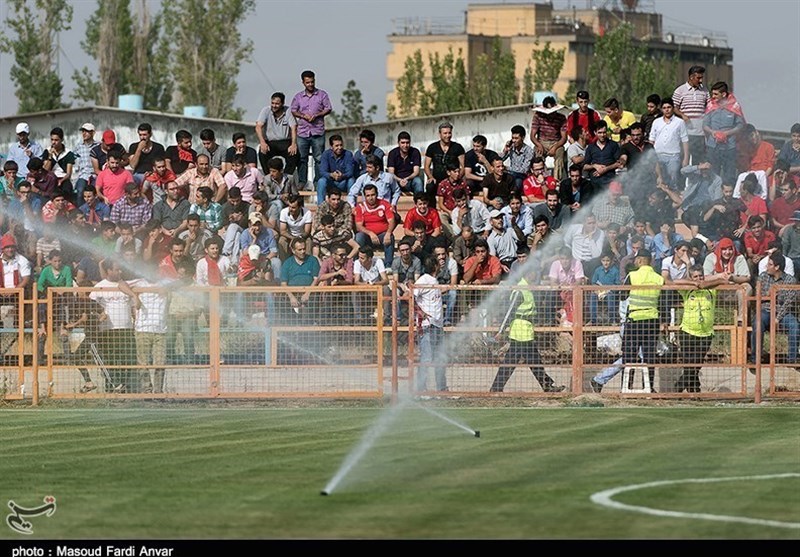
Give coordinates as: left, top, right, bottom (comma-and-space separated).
386, 0, 733, 109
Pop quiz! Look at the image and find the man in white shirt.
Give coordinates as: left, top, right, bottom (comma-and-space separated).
650, 99, 689, 190
413, 255, 447, 392
353, 245, 390, 325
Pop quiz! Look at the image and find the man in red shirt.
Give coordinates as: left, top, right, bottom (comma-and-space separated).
743, 215, 775, 272
566, 90, 601, 145
95, 150, 134, 206
403, 192, 442, 238
769, 175, 800, 229
354, 183, 397, 266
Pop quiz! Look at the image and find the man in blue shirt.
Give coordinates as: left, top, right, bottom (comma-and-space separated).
7, 123, 44, 180
316, 134, 355, 206
348, 154, 400, 210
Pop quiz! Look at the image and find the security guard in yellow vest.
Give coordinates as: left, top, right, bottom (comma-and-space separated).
622, 249, 664, 392
675, 265, 725, 393
489, 272, 565, 393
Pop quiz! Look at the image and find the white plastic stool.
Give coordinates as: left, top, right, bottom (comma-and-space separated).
621, 365, 651, 393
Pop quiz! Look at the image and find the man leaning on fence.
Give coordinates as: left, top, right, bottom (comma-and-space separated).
752, 252, 799, 367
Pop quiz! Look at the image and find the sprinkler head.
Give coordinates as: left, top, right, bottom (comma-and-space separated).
320, 490, 329, 496
474, 430, 481, 438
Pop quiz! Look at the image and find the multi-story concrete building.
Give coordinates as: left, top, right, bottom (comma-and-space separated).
386, 1, 733, 111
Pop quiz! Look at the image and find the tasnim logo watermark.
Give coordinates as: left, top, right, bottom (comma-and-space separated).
6, 497, 57, 535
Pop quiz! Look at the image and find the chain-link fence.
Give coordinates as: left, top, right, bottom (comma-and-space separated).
3, 281, 797, 402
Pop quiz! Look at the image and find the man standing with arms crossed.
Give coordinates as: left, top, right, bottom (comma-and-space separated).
255, 92, 299, 178
291, 70, 332, 191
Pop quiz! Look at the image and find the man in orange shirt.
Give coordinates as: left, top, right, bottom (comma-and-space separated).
459, 238, 502, 322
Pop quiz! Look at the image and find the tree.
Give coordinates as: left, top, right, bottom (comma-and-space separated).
470, 38, 517, 110
330, 80, 378, 127
0, 0, 73, 113
586, 23, 673, 114
521, 40, 566, 103
163, 0, 255, 120
428, 48, 471, 114
72, 0, 172, 112
394, 50, 431, 119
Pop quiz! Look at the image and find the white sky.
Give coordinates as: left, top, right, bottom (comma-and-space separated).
0, 0, 798, 131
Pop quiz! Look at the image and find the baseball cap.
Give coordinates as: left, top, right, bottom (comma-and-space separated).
791, 210, 800, 222
576, 90, 590, 100
248, 212, 263, 224
15, 122, 29, 135
247, 244, 261, 261
489, 209, 503, 219
80, 123, 95, 132
1, 233, 17, 249
102, 129, 116, 144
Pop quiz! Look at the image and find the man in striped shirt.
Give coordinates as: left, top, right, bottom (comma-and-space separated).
672, 65, 710, 166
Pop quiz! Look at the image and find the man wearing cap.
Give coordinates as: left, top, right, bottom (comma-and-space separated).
237, 244, 273, 286
621, 249, 664, 393
566, 91, 601, 145
0, 233, 32, 291
90, 129, 127, 175
424, 122, 465, 205
73, 123, 98, 200
7, 123, 44, 180
240, 212, 281, 279
487, 207, 525, 273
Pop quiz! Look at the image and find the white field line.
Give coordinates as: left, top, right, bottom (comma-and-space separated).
591, 473, 800, 529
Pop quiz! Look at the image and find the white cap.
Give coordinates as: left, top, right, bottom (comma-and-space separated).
15, 122, 29, 134
80, 123, 95, 132
247, 244, 261, 260
489, 209, 503, 219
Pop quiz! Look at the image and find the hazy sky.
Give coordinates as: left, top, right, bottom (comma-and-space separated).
1, 0, 798, 131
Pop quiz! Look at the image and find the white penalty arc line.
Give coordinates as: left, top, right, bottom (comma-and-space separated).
590, 473, 800, 529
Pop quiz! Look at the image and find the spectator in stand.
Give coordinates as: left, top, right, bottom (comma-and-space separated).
487, 208, 525, 273
591, 180, 635, 237
700, 183, 746, 243
195, 236, 233, 287
290, 70, 332, 190
743, 215, 775, 274
781, 211, 800, 272
348, 153, 400, 211
236, 244, 274, 287
41, 191, 76, 226
26, 157, 59, 201
353, 129, 385, 176
650, 98, 689, 191
521, 157, 557, 204
482, 157, 516, 210
738, 123, 775, 177
436, 162, 468, 217
545, 246, 586, 326
110, 182, 152, 236
451, 187, 490, 237
703, 81, 745, 187
752, 252, 799, 366
500, 124, 534, 190
219, 187, 250, 261
313, 186, 353, 243
566, 126, 588, 169
702, 236, 752, 323
145, 181, 190, 263
424, 122, 465, 205
461, 238, 502, 287
452, 223, 477, 270
178, 213, 213, 263
142, 157, 178, 204
386, 131, 424, 196
277, 194, 313, 260
221, 132, 258, 175
239, 213, 281, 279
771, 177, 800, 230
317, 134, 356, 206
165, 129, 197, 177
390, 238, 423, 322
403, 192, 442, 239
128, 123, 166, 186
353, 245, 390, 325
583, 123, 625, 190
312, 213, 359, 261
403, 219, 439, 262
255, 91, 299, 177
558, 164, 597, 221
90, 129, 127, 176
778, 123, 800, 178
673, 65, 709, 165
7, 122, 44, 180
188, 186, 223, 233
770, 159, 796, 202
44, 127, 76, 202
464, 134, 499, 195
678, 159, 722, 229
640, 94, 662, 138
77, 185, 111, 234
174, 153, 226, 205
737, 174, 768, 237
433, 242, 459, 326
601, 222, 627, 265
96, 150, 134, 206
566, 90, 601, 144
353, 183, 397, 267
262, 156, 299, 225
564, 212, 605, 279
531, 187, 566, 232
501, 191, 533, 239
588, 251, 620, 325
651, 219, 685, 270
316, 243, 355, 324
198, 128, 225, 171
602, 97, 636, 143
530, 95, 568, 181
223, 153, 263, 203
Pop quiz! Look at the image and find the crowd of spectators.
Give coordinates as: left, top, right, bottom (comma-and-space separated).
2, 66, 800, 380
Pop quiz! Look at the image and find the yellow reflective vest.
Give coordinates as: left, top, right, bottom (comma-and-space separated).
627, 265, 663, 321
509, 278, 536, 342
